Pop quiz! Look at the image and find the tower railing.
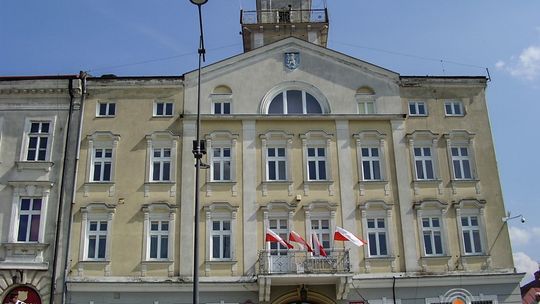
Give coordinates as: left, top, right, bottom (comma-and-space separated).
241, 8, 328, 25
258, 248, 350, 275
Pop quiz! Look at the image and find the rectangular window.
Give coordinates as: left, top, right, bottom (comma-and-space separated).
213, 102, 231, 115
422, 217, 443, 255
269, 218, 288, 255
211, 220, 231, 260
212, 147, 231, 181
154, 101, 174, 117
17, 198, 42, 242
307, 147, 327, 181
151, 148, 171, 181
149, 220, 169, 259
414, 147, 435, 180
97, 102, 116, 117
311, 219, 330, 250
267, 147, 287, 181
26, 121, 50, 161
409, 101, 427, 116
444, 101, 464, 116
367, 218, 388, 256
461, 216, 483, 254
451, 146, 473, 179
361, 147, 381, 181
358, 101, 375, 114
87, 220, 108, 259
91, 148, 112, 182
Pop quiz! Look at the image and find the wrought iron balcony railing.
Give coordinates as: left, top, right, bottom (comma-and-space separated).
241, 9, 328, 25
258, 249, 350, 275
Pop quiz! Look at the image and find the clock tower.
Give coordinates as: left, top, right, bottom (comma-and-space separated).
240, 0, 329, 52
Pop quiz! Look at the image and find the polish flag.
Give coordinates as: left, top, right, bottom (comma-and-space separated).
312, 232, 327, 257
334, 226, 367, 247
266, 228, 293, 249
288, 231, 313, 252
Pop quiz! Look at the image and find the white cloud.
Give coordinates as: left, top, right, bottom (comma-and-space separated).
514, 252, 538, 284
510, 226, 540, 246
496, 45, 540, 81
510, 226, 531, 245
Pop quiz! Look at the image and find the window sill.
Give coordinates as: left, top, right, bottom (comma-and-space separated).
15, 161, 54, 172
408, 114, 428, 118
95, 115, 116, 118
2, 242, 49, 252
413, 179, 442, 184
79, 259, 111, 264
85, 181, 115, 185
359, 180, 388, 184
304, 180, 334, 185
461, 253, 489, 258
141, 259, 174, 265
206, 259, 237, 264
144, 181, 176, 185
152, 115, 174, 118
207, 181, 236, 185
262, 180, 293, 185
451, 179, 479, 183
420, 255, 451, 260
365, 256, 395, 261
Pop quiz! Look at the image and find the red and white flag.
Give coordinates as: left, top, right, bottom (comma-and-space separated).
288, 231, 313, 252
265, 228, 293, 249
334, 226, 367, 247
312, 232, 327, 257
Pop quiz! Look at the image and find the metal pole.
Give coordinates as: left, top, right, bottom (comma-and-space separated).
192, 3, 206, 304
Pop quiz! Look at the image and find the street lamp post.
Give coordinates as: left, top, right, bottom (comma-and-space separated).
189, 0, 208, 304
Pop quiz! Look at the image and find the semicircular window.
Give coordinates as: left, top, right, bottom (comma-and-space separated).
268, 90, 322, 115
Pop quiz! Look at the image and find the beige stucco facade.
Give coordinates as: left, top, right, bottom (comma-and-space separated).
64, 38, 521, 304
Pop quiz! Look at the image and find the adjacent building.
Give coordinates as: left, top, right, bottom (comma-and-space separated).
0, 76, 83, 304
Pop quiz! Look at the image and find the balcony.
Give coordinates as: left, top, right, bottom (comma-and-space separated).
258, 249, 350, 275
241, 9, 328, 25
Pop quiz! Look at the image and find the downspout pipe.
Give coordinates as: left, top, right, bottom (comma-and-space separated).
61, 71, 87, 304
49, 76, 76, 304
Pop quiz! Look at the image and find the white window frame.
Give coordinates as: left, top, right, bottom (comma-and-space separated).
205, 203, 238, 262
90, 148, 113, 182
153, 100, 174, 117
211, 146, 232, 182
268, 90, 323, 115
211, 93, 232, 115
80, 203, 115, 262
455, 200, 487, 256
444, 100, 464, 116
408, 100, 427, 116
260, 131, 294, 195
150, 147, 172, 182
86, 132, 120, 183
407, 131, 440, 181
360, 201, 395, 259
145, 131, 179, 183
261, 82, 329, 115
20, 117, 56, 162
354, 131, 388, 182
413, 146, 436, 180
142, 203, 176, 262
450, 146, 473, 180
300, 131, 333, 183
15, 197, 43, 242
414, 201, 449, 257
310, 218, 332, 251
205, 131, 238, 183
97, 101, 116, 117
356, 93, 376, 114
444, 131, 477, 181
8, 182, 52, 244
303, 202, 336, 253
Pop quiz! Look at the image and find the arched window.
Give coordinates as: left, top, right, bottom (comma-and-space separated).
267, 89, 323, 115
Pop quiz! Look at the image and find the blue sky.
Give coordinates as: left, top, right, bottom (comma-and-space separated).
2, 0, 539, 284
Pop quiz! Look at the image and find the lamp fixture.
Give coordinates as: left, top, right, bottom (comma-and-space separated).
189, 0, 208, 5
502, 212, 525, 223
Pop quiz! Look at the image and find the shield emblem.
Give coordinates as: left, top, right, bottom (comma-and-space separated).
284, 52, 300, 70
17, 291, 28, 301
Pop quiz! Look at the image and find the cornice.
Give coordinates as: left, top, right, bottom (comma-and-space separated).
0, 88, 68, 95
